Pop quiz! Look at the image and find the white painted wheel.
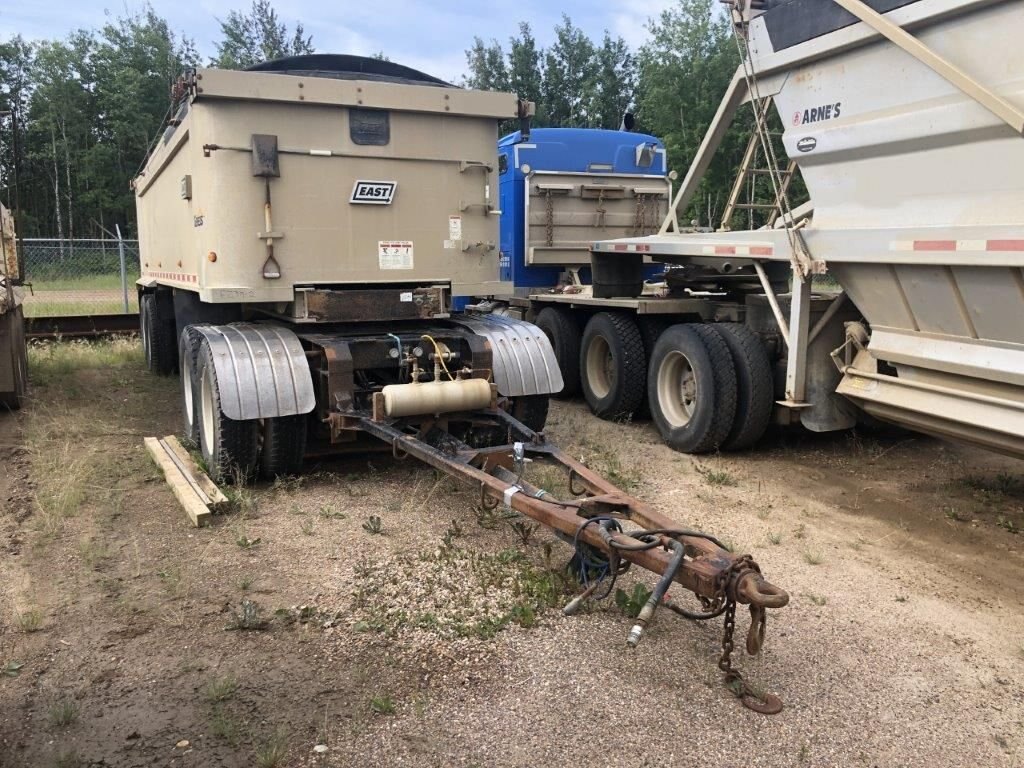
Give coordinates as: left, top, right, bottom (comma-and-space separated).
656, 350, 697, 428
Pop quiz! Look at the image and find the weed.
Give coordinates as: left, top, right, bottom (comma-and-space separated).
806, 593, 827, 606
209, 705, 242, 747
49, 699, 79, 727
510, 602, 537, 628
205, 674, 238, 702
475, 505, 502, 529
803, 550, 824, 565
53, 749, 83, 768
756, 505, 772, 520
226, 600, 268, 631
235, 533, 261, 549
319, 506, 346, 520
798, 743, 809, 763
442, 519, 463, 548
996, 516, 1019, 534
237, 575, 255, 592
895, 595, 909, 603
16, 608, 43, 633
767, 531, 783, 546
362, 515, 383, 535
793, 523, 807, 540
370, 694, 395, 715
255, 728, 289, 768
508, 519, 537, 547
701, 468, 738, 487
300, 518, 315, 536
615, 583, 653, 619
271, 474, 304, 493
2, 660, 24, 677
944, 507, 969, 522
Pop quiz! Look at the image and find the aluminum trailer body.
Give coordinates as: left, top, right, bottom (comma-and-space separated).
592, 0, 1024, 458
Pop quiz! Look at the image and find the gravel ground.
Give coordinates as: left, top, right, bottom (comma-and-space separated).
1, 342, 1021, 768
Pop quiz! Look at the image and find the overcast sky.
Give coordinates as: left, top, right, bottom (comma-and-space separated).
0, 0, 673, 81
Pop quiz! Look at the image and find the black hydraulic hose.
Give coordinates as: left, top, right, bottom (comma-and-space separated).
627, 538, 685, 648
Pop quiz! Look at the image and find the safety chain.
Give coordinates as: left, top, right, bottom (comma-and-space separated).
716, 555, 784, 715
544, 190, 554, 247
632, 193, 650, 235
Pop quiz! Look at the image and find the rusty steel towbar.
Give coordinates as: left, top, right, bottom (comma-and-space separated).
356, 411, 790, 714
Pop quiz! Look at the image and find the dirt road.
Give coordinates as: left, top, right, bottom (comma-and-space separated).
0, 339, 1021, 767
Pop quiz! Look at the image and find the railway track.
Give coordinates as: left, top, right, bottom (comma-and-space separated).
24, 312, 139, 340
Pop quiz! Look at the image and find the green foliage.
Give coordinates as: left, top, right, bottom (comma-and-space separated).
362, 515, 383, 535
213, 0, 314, 70
636, 0, 746, 226
614, 583, 652, 618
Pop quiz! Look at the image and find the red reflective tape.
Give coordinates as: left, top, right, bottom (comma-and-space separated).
612, 244, 628, 251
987, 239, 1024, 251
913, 240, 956, 251
750, 246, 773, 256
714, 246, 736, 255
636, 244, 650, 252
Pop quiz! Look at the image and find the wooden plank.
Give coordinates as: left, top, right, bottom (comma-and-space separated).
144, 437, 212, 527
162, 435, 230, 510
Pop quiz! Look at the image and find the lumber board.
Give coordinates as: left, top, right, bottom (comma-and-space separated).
144, 436, 213, 527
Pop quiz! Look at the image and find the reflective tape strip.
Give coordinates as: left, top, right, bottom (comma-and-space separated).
701, 245, 774, 256
891, 239, 1024, 252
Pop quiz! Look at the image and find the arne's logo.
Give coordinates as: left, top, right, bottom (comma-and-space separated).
793, 102, 842, 126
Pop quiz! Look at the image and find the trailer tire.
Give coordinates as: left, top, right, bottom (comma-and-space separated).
648, 324, 737, 453
534, 307, 581, 397
511, 395, 550, 433
196, 339, 259, 484
141, 293, 177, 376
714, 323, 773, 451
0, 304, 27, 410
178, 326, 204, 446
259, 415, 308, 480
634, 317, 673, 419
580, 312, 646, 421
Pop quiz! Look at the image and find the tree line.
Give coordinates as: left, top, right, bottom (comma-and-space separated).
0, 0, 750, 240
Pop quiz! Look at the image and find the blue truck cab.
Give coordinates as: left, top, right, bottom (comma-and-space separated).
496, 128, 670, 294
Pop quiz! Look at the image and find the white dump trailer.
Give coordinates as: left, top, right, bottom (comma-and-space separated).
588, 0, 1024, 458
0, 203, 26, 410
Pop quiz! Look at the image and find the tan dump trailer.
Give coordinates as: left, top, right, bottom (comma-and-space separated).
133, 54, 792, 712
0, 203, 27, 410
588, 0, 1024, 458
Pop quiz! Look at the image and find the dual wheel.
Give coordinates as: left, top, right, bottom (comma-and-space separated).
536, 306, 772, 453
177, 327, 307, 484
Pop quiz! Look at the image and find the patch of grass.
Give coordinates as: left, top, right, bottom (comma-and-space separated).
802, 550, 824, 565
77, 535, 110, 570
205, 674, 238, 703
369, 694, 395, 715
271, 474, 304, 493
254, 728, 289, 768
300, 518, 315, 536
226, 600, 268, 631
2, 660, 24, 677
53, 749, 83, 768
944, 507, 969, 522
362, 515, 383, 535
700, 468, 738, 487
767, 531, 782, 546
237, 575, 255, 592
806, 593, 827, 606
16, 608, 43, 633
49, 699, 79, 727
793, 523, 807, 540
209, 705, 242, 747
318, 505, 346, 520
895, 595, 909, 603
996, 516, 1019, 534
442, 519, 463, 548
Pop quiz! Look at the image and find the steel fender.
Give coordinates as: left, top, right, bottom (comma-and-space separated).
452, 314, 564, 397
193, 323, 315, 421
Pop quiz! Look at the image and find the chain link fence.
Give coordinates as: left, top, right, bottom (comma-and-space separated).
20, 238, 140, 317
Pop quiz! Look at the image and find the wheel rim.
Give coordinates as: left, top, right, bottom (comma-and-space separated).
585, 335, 613, 399
657, 350, 698, 428
200, 364, 216, 458
182, 352, 195, 434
